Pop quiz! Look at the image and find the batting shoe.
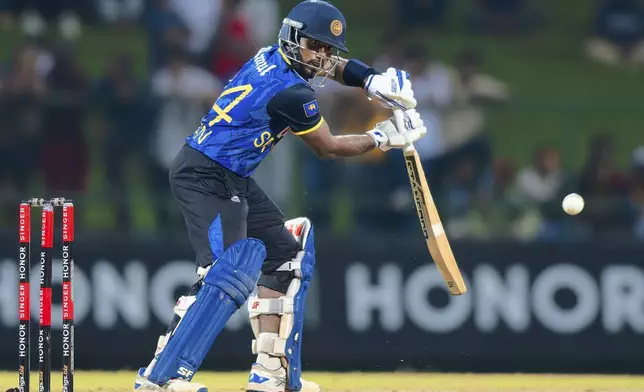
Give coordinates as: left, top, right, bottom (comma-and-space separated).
246, 363, 319, 392
134, 368, 208, 392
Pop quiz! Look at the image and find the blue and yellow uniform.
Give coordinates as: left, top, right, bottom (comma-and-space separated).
186, 45, 323, 177
138, 2, 367, 388
169, 45, 323, 294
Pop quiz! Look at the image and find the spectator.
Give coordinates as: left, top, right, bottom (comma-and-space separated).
144, 0, 189, 71
446, 49, 508, 185
477, 159, 527, 238
628, 146, 644, 239
238, 0, 279, 47
93, 53, 151, 225
0, 42, 47, 194
514, 145, 571, 239
95, 0, 144, 25
579, 133, 630, 196
150, 46, 221, 172
331, 91, 393, 233
403, 44, 452, 193
414, 49, 509, 195
40, 45, 90, 193
585, 0, 644, 66
298, 83, 393, 232
15, 0, 87, 40
516, 145, 565, 205
577, 133, 633, 238
0, 1, 16, 29
468, 0, 543, 34
209, 0, 258, 80
168, 0, 223, 61
442, 158, 481, 238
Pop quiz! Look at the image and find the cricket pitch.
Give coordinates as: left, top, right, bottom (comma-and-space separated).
1, 371, 643, 392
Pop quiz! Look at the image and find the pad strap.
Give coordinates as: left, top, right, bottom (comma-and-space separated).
249, 295, 295, 356
276, 260, 301, 273
252, 334, 288, 357
250, 297, 294, 315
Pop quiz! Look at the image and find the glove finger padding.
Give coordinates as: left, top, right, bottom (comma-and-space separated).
402, 126, 427, 145
366, 110, 426, 152
400, 109, 426, 146
405, 109, 423, 129
387, 131, 407, 149
366, 68, 417, 110
385, 68, 410, 91
389, 68, 417, 109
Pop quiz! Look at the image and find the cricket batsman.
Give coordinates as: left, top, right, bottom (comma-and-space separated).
134, 1, 426, 392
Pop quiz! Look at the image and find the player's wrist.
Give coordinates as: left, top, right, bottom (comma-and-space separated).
343, 59, 378, 88
366, 129, 385, 148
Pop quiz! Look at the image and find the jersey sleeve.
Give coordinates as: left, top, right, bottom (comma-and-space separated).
266, 84, 324, 136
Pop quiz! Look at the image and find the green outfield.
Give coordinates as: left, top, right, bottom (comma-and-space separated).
1, 371, 644, 392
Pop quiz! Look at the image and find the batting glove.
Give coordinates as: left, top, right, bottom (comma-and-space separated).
365, 67, 417, 109
366, 109, 426, 151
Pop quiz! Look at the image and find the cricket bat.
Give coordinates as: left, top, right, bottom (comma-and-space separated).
393, 109, 467, 295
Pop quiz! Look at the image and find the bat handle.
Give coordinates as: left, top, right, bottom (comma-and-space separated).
392, 108, 417, 153
404, 142, 417, 154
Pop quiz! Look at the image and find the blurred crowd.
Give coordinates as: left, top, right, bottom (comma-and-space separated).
0, 0, 643, 241
314, 40, 644, 242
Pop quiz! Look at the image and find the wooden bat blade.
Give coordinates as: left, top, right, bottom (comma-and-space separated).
404, 148, 467, 295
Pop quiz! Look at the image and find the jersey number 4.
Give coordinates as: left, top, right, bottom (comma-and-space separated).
193, 84, 254, 144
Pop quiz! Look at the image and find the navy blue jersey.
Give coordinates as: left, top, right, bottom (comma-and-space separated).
186, 45, 323, 177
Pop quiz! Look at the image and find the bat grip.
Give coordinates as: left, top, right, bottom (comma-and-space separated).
392, 108, 416, 153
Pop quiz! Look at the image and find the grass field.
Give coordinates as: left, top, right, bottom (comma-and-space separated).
1, 371, 644, 392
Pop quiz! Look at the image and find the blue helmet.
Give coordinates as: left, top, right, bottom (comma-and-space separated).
279, 1, 348, 84
281, 0, 348, 52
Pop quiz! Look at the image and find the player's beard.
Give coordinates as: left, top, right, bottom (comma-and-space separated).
302, 57, 333, 80
305, 61, 321, 78
294, 61, 316, 80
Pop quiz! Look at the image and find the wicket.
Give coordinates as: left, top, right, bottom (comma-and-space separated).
14, 198, 75, 392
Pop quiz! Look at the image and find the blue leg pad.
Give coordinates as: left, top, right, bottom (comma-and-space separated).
248, 219, 315, 392
286, 225, 315, 391
148, 238, 266, 384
